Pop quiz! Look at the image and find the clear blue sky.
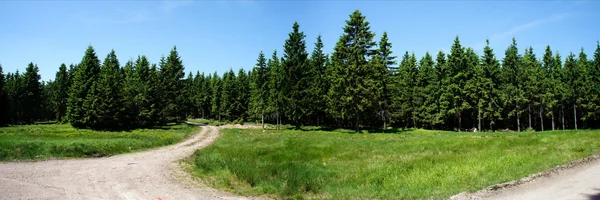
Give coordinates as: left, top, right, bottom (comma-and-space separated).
1, 1, 598, 81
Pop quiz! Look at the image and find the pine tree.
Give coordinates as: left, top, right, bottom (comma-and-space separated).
308, 35, 328, 126
68, 46, 101, 128
587, 42, 600, 126
201, 73, 212, 118
373, 32, 396, 130
92, 50, 125, 130
6, 71, 24, 124
235, 68, 250, 122
137, 56, 161, 127
480, 40, 503, 131
210, 72, 222, 121
447, 36, 470, 131
281, 22, 309, 126
249, 51, 268, 128
394, 52, 418, 128
159, 46, 186, 123
328, 10, 377, 132
122, 60, 137, 128
220, 69, 236, 121
21, 63, 42, 123
434, 51, 451, 129
0, 64, 7, 126
192, 71, 205, 118
463, 47, 483, 131
416, 52, 436, 128
501, 38, 525, 131
267, 51, 284, 129
52, 64, 69, 122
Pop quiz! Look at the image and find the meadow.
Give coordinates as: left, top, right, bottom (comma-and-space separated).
0, 123, 199, 161
190, 128, 600, 199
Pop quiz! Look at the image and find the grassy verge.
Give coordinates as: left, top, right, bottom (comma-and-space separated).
0, 123, 199, 161
189, 128, 600, 199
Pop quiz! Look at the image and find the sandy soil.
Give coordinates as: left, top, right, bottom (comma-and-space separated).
451, 154, 600, 200
0, 125, 250, 200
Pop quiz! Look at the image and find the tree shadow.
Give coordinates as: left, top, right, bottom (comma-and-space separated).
588, 188, 600, 200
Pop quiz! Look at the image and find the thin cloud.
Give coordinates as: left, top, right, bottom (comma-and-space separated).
472, 13, 571, 50
76, 9, 149, 25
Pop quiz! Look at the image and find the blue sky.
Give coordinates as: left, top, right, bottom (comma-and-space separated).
0, 0, 598, 81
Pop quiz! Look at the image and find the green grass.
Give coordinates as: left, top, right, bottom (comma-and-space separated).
189, 128, 600, 199
187, 118, 227, 126
0, 123, 199, 161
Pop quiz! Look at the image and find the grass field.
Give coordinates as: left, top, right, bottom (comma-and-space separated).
189, 128, 600, 199
0, 123, 199, 161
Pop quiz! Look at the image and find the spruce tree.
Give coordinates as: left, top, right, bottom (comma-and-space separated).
235, 68, 250, 122
542, 46, 558, 130
501, 38, 524, 131
159, 47, 186, 123
21, 63, 42, 123
210, 72, 222, 121
267, 51, 284, 129
447, 36, 470, 130
281, 22, 309, 126
0, 64, 7, 126
52, 64, 69, 122
435, 51, 451, 129
327, 10, 377, 131
92, 50, 125, 130
68, 46, 101, 128
480, 40, 503, 131
416, 52, 436, 128
374, 32, 396, 130
220, 69, 236, 121
308, 35, 328, 126
249, 51, 268, 128
588, 42, 600, 125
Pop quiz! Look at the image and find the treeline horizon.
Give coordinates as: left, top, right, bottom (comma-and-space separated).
1, 9, 599, 132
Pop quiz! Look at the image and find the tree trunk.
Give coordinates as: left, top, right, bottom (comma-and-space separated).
517, 102, 521, 132
540, 107, 544, 131
276, 110, 280, 130
573, 104, 578, 130
561, 107, 565, 130
528, 104, 532, 129
551, 111, 555, 131
458, 112, 462, 132
478, 106, 482, 132
261, 111, 264, 130
355, 113, 360, 133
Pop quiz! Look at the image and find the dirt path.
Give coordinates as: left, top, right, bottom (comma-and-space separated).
0, 125, 249, 200
452, 155, 600, 200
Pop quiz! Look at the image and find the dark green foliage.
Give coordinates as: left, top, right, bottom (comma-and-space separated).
327, 10, 377, 131
501, 38, 525, 131
249, 51, 268, 126
447, 36, 470, 130
220, 69, 236, 121
91, 50, 125, 130
235, 68, 250, 122
22, 63, 43, 123
480, 40, 503, 130
0, 65, 7, 126
68, 46, 101, 128
159, 47, 186, 123
373, 32, 396, 130
281, 22, 310, 125
392, 52, 418, 128
267, 51, 284, 129
211, 72, 222, 121
52, 64, 69, 122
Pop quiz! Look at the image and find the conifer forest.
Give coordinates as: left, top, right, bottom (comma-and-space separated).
1, 10, 600, 132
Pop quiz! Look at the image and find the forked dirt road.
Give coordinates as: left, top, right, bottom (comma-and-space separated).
0, 125, 248, 200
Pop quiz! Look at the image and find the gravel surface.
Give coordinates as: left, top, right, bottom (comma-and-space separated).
451, 154, 600, 200
0, 125, 250, 200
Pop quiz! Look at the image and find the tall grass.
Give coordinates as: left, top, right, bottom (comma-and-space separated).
0, 123, 199, 161
190, 128, 600, 199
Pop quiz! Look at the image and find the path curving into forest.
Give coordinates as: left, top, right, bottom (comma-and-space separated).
0, 125, 250, 200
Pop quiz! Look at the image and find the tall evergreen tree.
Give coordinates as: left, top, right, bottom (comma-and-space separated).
21, 63, 42, 123
159, 47, 186, 123
327, 10, 377, 132
0, 64, 7, 126
92, 50, 125, 130
68, 46, 101, 128
373, 32, 396, 130
501, 38, 525, 131
463, 47, 484, 131
220, 69, 236, 121
447, 36, 470, 130
210, 72, 222, 121
249, 51, 268, 128
480, 40, 503, 131
416, 52, 436, 128
235, 68, 250, 121
52, 64, 69, 122
521, 47, 543, 130
267, 51, 284, 129
308, 35, 328, 125
393, 52, 418, 127
281, 22, 310, 126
